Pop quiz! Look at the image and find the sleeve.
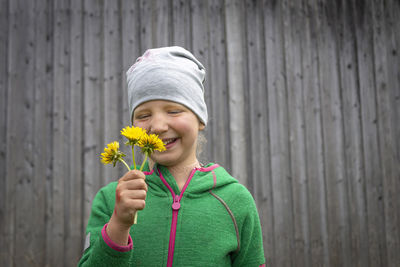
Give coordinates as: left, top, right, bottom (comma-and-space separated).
231, 190, 266, 267
78, 184, 134, 267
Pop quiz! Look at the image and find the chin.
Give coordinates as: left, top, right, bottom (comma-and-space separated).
150, 154, 177, 167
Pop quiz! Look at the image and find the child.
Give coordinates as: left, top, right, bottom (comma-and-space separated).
79, 46, 265, 266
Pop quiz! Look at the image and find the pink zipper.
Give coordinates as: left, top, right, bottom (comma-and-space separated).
158, 167, 197, 267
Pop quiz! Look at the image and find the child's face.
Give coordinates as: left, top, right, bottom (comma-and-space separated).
133, 100, 205, 168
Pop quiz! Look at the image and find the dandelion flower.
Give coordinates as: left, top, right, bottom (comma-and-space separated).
138, 133, 166, 171
121, 126, 146, 169
138, 133, 166, 154
100, 141, 130, 170
121, 126, 146, 146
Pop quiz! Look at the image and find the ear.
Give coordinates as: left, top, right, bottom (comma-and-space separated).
199, 123, 205, 131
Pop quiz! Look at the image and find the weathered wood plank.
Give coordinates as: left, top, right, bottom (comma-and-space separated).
66, 0, 84, 264
263, 0, 294, 266
190, 0, 211, 162
244, 0, 271, 263
282, 0, 310, 266
83, 0, 103, 228
121, 0, 141, 175
352, 0, 387, 266
50, 0, 71, 265
386, 0, 400, 169
207, 0, 230, 169
153, 0, 170, 47
139, 0, 153, 50
338, 1, 369, 266
315, 1, 352, 266
371, 1, 400, 266
103, 0, 123, 185
301, 1, 329, 266
32, 0, 52, 265
171, 0, 191, 46
224, 0, 248, 186
7, 0, 36, 265
382, 2, 400, 264
0, 0, 9, 265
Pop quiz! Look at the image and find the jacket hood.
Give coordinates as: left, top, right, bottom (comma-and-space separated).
143, 162, 238, 196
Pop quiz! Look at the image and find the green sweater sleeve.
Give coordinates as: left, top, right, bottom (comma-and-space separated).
78, 183, 133, 267
231, 187, 266, 267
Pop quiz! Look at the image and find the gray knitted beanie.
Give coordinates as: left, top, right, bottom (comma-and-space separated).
126, 46, 208, 125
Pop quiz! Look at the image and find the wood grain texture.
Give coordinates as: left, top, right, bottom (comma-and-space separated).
282, 0, 310, 266
338, 1, 369, 266
0, 0, 9, 263
1, 1, 399, 266
224, 0, 248, 186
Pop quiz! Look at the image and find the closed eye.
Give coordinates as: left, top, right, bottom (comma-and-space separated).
135, 113, 150, 120
168, 110, 183, 115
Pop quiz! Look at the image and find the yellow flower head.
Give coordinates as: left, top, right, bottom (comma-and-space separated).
121, 126, 146, 146
100, 141, 126, 167
138, 133, 166, 155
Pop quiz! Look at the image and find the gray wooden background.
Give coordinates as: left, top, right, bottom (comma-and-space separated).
1, 0, 399, 266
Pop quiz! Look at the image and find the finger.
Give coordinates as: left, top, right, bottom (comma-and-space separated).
120, 170, 146, 182
119, 189, 147, 201
125, 199, 146, 211
118, 178, 148, 191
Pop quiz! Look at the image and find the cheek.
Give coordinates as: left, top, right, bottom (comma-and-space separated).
133, 121, 149, 132
176, 121, 199, 141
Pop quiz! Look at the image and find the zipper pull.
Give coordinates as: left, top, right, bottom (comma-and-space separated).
172, 195, 181, 210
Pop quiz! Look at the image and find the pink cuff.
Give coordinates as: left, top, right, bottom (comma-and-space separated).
101, 223, 133, 252
260, 264, 266, 267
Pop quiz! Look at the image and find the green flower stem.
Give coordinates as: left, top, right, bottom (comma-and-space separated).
139, 153, 149, 171
132, 146, 137, 170
134, 153, 149, 224
119, 158, 131, 172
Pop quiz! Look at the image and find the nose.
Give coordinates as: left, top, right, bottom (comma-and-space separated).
149, 113, 168, 135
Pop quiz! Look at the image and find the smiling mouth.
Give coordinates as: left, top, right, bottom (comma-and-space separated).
163, 138, 178, 148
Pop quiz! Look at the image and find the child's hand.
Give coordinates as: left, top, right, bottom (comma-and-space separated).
111, 170, 147, 228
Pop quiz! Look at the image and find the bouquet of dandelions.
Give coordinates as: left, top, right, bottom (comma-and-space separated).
100, 126, 166, 224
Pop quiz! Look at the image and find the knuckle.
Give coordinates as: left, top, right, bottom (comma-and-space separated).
139, 200, 146, 209
137, 179, 146, 188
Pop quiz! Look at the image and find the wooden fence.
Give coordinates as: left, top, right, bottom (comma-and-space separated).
1, 0, 399, 266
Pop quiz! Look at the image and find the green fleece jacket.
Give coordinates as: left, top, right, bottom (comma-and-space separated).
78, 163, 265, 266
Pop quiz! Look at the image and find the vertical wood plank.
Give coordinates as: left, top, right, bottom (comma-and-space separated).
263, 0, 294, 265
152, 0, 170, 47
83, 0, 103, 229
0, 0, 9, 265
382, 2, 400, 264
338, 1, 369, 266
207, 0, 230, 168
301, 1, 330, 266
314, 1, 352, 266
386, 0, 400, 168
282, 0, 310, 266
371, 1, 400, 266
244, 0, 272, 263
7, 0, 36, 265
171, 0, 191, 46
32, 0, 52, 265
121, 0, 141, 175
66, 0, 84, 264
352, 0, 387, 266
51, 0, 71, 265
224, 0, 248, 186
103, 0, 123, 185
139, 0, 153, 49
190, 0, 211, 162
